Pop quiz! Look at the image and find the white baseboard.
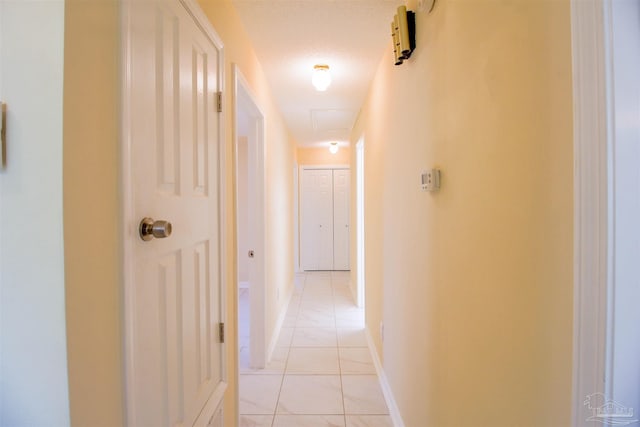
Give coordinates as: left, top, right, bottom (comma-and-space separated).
365, 328, 405, 427
266, 281, 294, 362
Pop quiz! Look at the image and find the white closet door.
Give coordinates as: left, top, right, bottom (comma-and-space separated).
333, 169, 350, 270
301, 169, 334, 270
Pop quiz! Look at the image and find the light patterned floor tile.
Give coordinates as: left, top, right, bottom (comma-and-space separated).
273, 415, 345, 427
283, 315, 297, 328
287, 347, 339, 374
239, 415, 274, 427
276, 327, 295, 347
239, 375, 283, 414
335, 311, 365, 328
277, 375, 344, 415
342, 375, 389, 415
240, 346, 289, 374
345, 415, 393, 427
296, 310, 336, 328
299, 300, 335, 312
292, 328, 338, 347
339, 347, 376, 374
337, 329, 368, 347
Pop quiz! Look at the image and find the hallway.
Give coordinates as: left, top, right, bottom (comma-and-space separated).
239, 272, 391, 427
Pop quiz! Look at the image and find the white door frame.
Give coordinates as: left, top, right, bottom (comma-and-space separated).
232, 64, 266, 370
570, 0, 611, 424
293, 162, 301, 273
355, 138, 365, 308
121, 0, 227, 425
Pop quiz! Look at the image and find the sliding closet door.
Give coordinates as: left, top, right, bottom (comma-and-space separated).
333, 169, 350, 270
301, 169, 334, 270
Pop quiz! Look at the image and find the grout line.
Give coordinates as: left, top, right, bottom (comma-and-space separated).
331, 272, 349, 427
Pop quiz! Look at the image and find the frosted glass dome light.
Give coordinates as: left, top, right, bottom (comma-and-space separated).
312, 64, 331, 91
329, 142, 339, 154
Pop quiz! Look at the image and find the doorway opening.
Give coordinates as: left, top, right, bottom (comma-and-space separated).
233, 65, 266, 373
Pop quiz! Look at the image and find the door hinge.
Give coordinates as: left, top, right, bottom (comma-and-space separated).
216, 92, 222, 113
219, 322, 225, 343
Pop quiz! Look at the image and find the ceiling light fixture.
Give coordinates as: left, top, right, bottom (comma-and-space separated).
329, 142, 339, 154
312, 64, 331, 91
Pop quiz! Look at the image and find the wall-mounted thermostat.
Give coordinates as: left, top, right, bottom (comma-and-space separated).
421, 169, 440, 192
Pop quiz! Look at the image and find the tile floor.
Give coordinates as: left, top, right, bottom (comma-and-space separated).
238, 271, 392, 427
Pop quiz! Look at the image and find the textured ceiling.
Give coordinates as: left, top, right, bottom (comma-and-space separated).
232, 0, 404, 147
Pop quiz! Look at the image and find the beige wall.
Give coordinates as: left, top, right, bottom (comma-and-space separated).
351, 0, 574, 426
63, 1, 123, 426
197, 0, 297, 423
297, 146, 350, 165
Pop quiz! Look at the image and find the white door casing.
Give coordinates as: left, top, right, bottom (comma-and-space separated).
293, 163, 300, 272
122, 1, 226, 426
333, 169, 350, 271
233, 64, 267, 369
571, 0, 609, 423
356, 139, 365, 308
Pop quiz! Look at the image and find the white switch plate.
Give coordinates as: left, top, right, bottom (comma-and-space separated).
421, 169, 441, 192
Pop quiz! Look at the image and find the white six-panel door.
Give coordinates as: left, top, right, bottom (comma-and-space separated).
301, 169, 334, 270
123, 0, 225, 425
300, 168, 350, 271
333, 169, 350, 271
